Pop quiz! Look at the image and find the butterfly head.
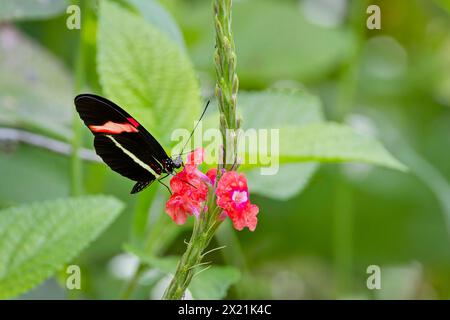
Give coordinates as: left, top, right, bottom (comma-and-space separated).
162, 156, 183, 174
172, 155, 183, 170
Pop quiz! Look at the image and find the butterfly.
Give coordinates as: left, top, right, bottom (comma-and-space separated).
74, 94, 207, 194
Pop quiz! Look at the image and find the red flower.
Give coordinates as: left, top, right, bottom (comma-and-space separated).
165, 148, 212, 224
165, 148, 259, 231
216, 171, 259, 231
186, 147, 204, 165
206, 168, 218, 185
165, 194, 203, 225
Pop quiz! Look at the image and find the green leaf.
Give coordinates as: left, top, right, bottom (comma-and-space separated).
133, 253, 179, 274
367, 111, 450, 236
124, 0, 185, 50
98, 0, 201, 146
0, 0, 69, 21
434, 0, 450, 13
180, 0, 354, 86
238, 91, 324, 128
234, 91, 324, 200
246, 163, 319, 200
204, 91, 405, 199
274, 123, 407, 171
0, 26, 73, 140
236, 0, 353, 86
0, 196, 124, 299
0, 145, 70, 206
125, 245, 240, 300
396, 147, 450, 235
188, 266, 240, 300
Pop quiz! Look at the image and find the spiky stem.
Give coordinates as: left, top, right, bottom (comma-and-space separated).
214, 0, 240, 170
161, 0, 239, 300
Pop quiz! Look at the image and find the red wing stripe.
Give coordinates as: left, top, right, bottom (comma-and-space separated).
89, 121, 139, 134
127, 117, 140, 127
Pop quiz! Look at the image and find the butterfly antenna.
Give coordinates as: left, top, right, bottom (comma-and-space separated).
179, 100, 210, 156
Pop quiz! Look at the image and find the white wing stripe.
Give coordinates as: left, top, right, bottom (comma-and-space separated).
107, 135, 160, 178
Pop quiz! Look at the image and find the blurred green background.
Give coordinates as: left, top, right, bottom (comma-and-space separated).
0, 0, 449, 299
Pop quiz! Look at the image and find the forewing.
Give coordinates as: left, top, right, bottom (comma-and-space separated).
74, 94, 170, 162
74, 94, 174, 182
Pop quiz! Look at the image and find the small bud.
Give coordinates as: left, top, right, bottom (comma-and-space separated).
228, 63, 235, 83
218, 145, 225, 169
230, 51, 236, 66
214, 52, 222, 71
232, 75, 239, 94
229, 0, 233, 11
223, 36, 231, 52
231, 93, 238, 107
220, 113, 228, 129
216, 18, 224, 34
220, 113, 229, 136
237, 117, 242, 129
215, 85, 222, 104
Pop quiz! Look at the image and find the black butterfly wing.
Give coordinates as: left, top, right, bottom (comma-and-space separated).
131, 180, 154, 194
93, 134, 157, 179
74, 94, 169, 159
74, 94, 171, 193
94, 135, 156, 194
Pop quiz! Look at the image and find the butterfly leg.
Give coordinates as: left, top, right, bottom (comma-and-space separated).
168, 171, 198, 189
159, 173, 170, 181
158, 174, 172, 195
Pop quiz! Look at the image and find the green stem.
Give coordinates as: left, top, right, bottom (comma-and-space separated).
215, 222, 248, 298
214, 0, 239, 169
120, 188, 158, 300
121, 189, 193, 299
161, 217, 220, 299
71, 0, 88, 197
120, 188, 168, 299
65, 0, 87, 300
161, 0, 239, 300
162, 186, 221, 299
335, 0, 368, 120
71, 110, 82, 196
332, 0, 368, 297
131, 186, 159, 245
120, 264, 146, 300
332, 179, 353, 297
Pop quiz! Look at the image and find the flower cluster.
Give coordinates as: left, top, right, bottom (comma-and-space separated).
165, 148, 259, 231
165, 148, 212, 225
215, 171, 259, 231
